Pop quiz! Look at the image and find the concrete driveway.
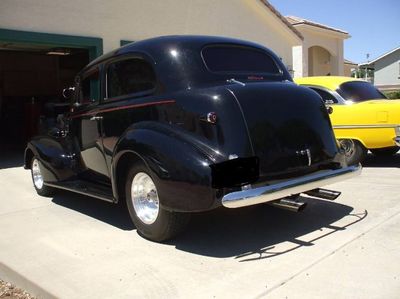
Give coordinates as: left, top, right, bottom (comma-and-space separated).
0, 153, 399, 298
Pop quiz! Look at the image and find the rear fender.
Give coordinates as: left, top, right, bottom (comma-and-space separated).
112, 122, 224, 212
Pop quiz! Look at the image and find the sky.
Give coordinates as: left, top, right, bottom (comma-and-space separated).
269, 0, 400, 63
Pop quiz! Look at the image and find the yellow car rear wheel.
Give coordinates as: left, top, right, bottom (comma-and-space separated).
339, 139, 367, 165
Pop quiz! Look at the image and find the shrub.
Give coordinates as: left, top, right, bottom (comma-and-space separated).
383, 90, 400, 99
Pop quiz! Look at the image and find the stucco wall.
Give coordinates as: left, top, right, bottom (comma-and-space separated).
0, 0, 301, 67
374, 49, 400, 86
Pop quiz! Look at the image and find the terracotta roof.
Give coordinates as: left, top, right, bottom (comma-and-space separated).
259, 1, 303, 40
286, 16, 348, 35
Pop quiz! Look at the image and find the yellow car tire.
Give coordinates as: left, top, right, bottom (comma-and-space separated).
339, 139, 367, 165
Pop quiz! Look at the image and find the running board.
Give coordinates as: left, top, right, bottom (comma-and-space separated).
304, 188, 341, 200
45, 180, 115, 203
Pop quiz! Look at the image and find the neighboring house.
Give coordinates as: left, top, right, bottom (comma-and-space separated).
359, 46, 400, 91
344, 59, 358, 77
286, 16, 350, 78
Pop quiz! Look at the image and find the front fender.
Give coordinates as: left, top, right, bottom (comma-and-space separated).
25, 136, 76, 182
112, 122, 225, 212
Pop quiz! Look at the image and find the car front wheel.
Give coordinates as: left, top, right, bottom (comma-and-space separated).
339, 139, 367, 165
31, 157, 55, 197
125, 162, 190, 242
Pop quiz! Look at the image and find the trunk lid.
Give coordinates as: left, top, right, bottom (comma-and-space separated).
228, 81, 339, 178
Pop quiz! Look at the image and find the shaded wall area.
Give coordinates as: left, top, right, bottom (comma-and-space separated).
308, 46, 332, 76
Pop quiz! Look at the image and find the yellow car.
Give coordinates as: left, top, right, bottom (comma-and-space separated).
295, 76, 400, 165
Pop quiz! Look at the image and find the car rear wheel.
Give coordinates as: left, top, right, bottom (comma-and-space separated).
31, 157, 56, 197
339, 139, 367, 165
371, 146, 399, 157
125, 162, 190, 242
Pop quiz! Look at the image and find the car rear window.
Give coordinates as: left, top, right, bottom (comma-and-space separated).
202, 45, 281, 74
337, 81, 387, 102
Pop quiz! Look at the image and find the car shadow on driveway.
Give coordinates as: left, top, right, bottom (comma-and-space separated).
170, 197, 367, 260
51, 191, 135, 231
50, 191, 366, 260
363, 153, 400, 168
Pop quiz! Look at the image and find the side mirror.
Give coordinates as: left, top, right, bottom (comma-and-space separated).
62, 87, 75, 100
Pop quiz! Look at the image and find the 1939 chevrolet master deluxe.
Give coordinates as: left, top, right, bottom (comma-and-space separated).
25, 36, 361, 241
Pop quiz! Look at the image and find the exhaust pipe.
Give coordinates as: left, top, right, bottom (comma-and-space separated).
304, 188, 341, 200
269, 197, 307, 212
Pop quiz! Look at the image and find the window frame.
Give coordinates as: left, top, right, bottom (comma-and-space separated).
302, 85, 345, 105
200, 44, 283, 76
103, 54, 158, 103
77, 65, 102, 106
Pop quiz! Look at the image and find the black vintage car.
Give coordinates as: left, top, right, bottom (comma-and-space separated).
25, 36, 361, 241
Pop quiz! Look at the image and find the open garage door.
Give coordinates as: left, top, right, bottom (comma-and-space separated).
0, 29, 102, 168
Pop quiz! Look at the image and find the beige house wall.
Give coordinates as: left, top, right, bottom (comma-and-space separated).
0, 0, 301, 67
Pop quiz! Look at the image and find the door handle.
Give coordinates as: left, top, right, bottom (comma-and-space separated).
90, 115, 103, 121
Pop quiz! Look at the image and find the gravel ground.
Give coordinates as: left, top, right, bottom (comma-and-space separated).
0, 279, 35, 299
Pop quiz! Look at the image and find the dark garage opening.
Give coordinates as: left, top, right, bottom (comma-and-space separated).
0, 43, 89, 166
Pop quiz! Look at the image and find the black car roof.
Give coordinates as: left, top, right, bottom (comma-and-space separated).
81, 35, 291, 92
85, 35, 274, 70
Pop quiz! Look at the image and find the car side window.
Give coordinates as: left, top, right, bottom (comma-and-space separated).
310, 87, 338, 104
79, 67, 100, 104
106, 58, 156, 99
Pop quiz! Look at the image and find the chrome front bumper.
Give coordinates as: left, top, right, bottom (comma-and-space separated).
222, 164, 361, 208
394, 137, 400, 147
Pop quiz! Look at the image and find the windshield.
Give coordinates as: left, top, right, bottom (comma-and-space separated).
337, 81, 387, 102
202, 45, 281, 75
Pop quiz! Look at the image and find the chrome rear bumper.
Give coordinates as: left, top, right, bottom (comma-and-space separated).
222, 164, 361, 208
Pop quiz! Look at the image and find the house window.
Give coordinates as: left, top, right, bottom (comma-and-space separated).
120, 40, 134, 46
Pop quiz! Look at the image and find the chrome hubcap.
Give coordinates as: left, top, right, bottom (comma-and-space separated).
339, 139, 355, 157
131, 172, 160, 225
32, 159, 44, 190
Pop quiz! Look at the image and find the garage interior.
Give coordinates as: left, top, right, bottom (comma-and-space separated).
0, 42, 89, 166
